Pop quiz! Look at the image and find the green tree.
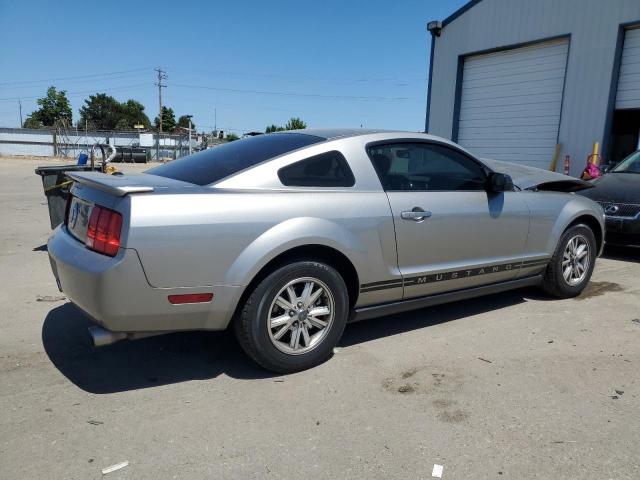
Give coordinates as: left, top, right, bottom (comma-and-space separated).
23, 86, 72, 128
226, 133, 240, 142
265, 124, 285, 133
78, 93, 120, 130
119, 100, 151, 129
284, 117, 306, 130
154, 106, 177, 132
78, 94, 150, 131
177, 115, 195, 130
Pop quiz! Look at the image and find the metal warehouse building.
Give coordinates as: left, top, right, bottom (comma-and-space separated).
425, 0, 640, 176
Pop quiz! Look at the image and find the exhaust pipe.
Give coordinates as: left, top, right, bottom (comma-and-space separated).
88, 325, 126, 347
88, 326, 165, 347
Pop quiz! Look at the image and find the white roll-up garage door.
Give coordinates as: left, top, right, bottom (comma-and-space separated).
616, 27, 640, 110
457, 38, 569, 169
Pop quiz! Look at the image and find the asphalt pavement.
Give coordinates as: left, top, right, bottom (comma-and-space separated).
1, 157, 638, 479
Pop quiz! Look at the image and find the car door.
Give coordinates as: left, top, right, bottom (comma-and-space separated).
368, 141, 530, 300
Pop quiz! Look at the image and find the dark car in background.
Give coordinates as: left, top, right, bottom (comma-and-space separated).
580, 150, 640, 246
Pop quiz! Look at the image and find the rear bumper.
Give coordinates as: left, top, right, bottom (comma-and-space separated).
605, 216, 640, 246
47, 225, 242, 332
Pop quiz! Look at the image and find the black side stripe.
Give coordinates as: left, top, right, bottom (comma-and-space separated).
360, 258, 550, 293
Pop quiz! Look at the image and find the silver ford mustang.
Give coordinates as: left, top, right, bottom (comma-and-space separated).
48, 129, 604, 373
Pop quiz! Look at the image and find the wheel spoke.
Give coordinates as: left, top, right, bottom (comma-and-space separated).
563, 265, 572, 281
290, 324, 301, 349
309, 306, 330, 317
275, 296, 294, 311
300, 281, 314, 306
273, 322, 292, 340
307, 316, 328, 329
301, 324, 311, 346
308, 287, 323, 306
286, 286, 298, 305
270, 314, 291, 328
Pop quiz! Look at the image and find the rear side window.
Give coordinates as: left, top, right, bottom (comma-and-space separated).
146, 133, 325, 186
278, 151, 355, 187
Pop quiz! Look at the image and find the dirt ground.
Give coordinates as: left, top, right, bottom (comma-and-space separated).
1, 156, 639, 479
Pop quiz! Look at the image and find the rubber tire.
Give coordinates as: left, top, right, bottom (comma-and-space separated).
234, 261, 349, 374
541, 224, 597, 298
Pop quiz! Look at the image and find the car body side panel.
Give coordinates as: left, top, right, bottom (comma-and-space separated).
387, 190, 531, 298
521, 192, 605, 262
127, 190, 402, 307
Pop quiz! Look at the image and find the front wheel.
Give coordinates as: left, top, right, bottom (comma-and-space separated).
234, 261, 349, 373
541, 224, 596, 298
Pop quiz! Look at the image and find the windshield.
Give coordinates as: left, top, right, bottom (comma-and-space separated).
146, 133, 325, 186
612, 150, 640, 174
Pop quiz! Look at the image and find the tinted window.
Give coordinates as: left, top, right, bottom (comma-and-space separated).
147, 133, 324, 186
612, 150, 640, 174
278, 151, 355, 187
367, 143, 487, 191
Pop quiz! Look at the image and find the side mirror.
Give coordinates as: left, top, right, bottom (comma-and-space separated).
488, 172, 514, 192
600, 164, 610, 174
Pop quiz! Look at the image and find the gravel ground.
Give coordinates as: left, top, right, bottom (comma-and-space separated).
1, 156, 638, 479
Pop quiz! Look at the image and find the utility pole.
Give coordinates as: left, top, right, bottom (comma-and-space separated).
18, 99, 23, 127
185, 115, 193, 155
155, 67, 167, 132
154, 67, 167, 161
214, 108, 217, 133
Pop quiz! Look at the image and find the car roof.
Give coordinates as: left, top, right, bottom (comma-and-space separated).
274, 128, 397, 140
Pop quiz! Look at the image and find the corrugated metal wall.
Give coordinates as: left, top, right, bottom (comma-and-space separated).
616, 27, 640, 109
427, 0, 640, 176
457, 38, 569, 168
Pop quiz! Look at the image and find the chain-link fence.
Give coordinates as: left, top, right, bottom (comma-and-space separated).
0, 127, 197, 161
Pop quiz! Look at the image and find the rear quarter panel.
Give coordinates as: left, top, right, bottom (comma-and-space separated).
126, 189, 399, 306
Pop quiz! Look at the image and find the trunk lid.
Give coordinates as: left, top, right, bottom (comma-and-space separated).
67, 171, 199, 196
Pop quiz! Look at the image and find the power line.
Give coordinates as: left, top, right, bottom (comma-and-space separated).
0, 67, 152, 87
0, 71, 151, 91
168, 66, 425, 86
0, 83, 151, 102
171, 83, 416, 101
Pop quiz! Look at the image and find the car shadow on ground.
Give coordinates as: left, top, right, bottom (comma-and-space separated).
340, 287, 542, 347
602, 245, 639, 264
43, 288, 545, 394
42, 303, 274, 394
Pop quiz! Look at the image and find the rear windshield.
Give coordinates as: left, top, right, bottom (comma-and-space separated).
146, 133, 325, 186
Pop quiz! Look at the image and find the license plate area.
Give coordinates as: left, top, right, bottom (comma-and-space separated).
67, 196, 94, 243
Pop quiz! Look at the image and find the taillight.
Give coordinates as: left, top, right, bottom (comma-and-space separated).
85, 205, 123, 257
64, 195, 73, 225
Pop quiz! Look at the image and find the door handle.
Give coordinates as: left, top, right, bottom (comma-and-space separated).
401, 208, 432, 221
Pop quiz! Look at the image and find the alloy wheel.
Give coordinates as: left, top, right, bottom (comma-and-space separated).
267, 277, 335, 355
562, 234, 590, 286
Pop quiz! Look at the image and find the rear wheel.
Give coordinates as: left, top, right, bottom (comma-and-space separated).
235, 261, 348, 373
541, 224, 596, 298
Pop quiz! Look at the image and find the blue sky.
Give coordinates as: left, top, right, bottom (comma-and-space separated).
0, 0, 466, 134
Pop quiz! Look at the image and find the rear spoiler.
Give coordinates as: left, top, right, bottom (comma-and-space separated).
67, 172, 154, 196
